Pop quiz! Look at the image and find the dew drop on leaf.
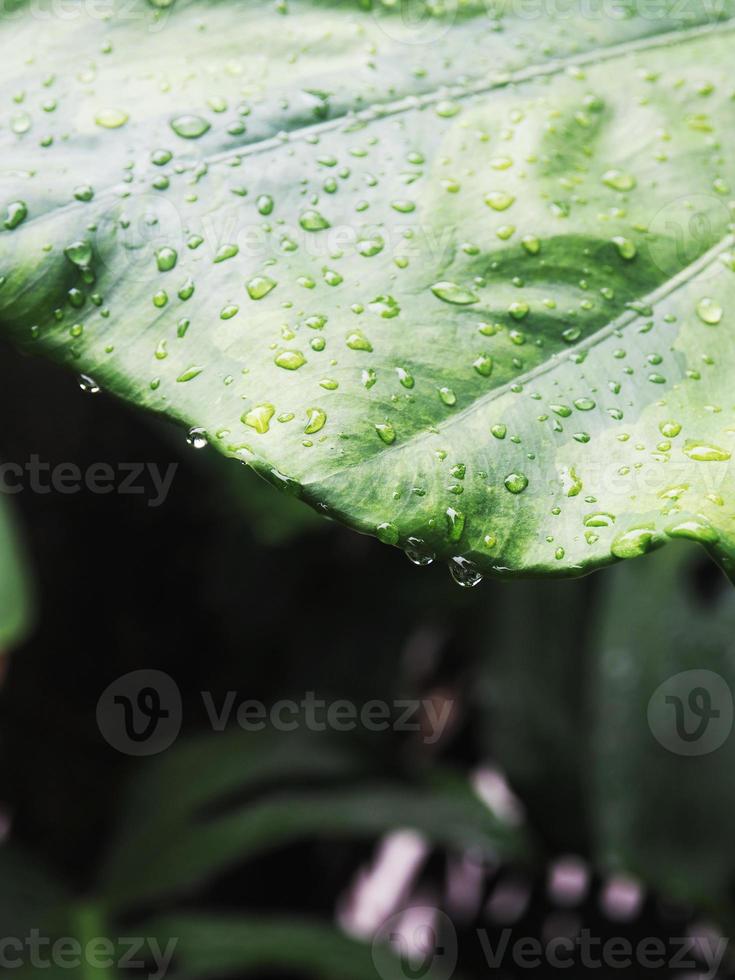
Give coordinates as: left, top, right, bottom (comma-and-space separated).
504, 472, 529, 494
430, 281, 479, 305
696, 297, 723, 325
246, 275, 277, 300
170, 114, 211, 138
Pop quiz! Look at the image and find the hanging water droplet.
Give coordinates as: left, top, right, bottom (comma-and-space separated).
665, 519, 719, 544
448, 556, 483, 588
78, 374, 100, 395
187, 427, 208, 449
611, 525, 661, 558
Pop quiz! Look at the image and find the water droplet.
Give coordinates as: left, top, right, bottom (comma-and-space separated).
431, 281, 479, 305
602, 169, 636, 192
357, 235, 385, 257
243, 402, 275, 433
611, 525, 661, 559
583, 512, 615, 528
445, 507, 465, 542
491, 424, 506, 439
346, 330, 373, 352
665, 519, 719, 544
299, 209, 330, 232
275, 349, 306, 370
448, 556, 482, 588
176, 365, 203, 383
214, 243, 239, 263
696, 297, 723, 325
521, 235, 541, 255
375, 421, 396, 444
484, 191, 515, 211
438, 386, 457, 406
473, 354, 493, 377
659, 420, 681, 438
3, 201, 27, 230
95, 107, 128, 128
435, 99, 461, 118
155, 246, 177, 272
64, 240, 92, 268
73, 184, 94, 202
247, 275, 277, 300
504, 472, 528, 494
170, 114, 210, 138
305, 407, 326, 434
78, 374, 100, 395
612, 236, 636, 260
369, 295, 400, 318
376, 522, 399, 545
256, 194, 274, 215
683, 440, 731, 461
187, 427, 208, 449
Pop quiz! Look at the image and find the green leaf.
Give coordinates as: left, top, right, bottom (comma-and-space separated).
99, 730, 529, 911
2, 1, 735, 579
140, 914, 413, 980
0, 494, 33, 650
477, 542, 735, 914
590, 541, 735, 915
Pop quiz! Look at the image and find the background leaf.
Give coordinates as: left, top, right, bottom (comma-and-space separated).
0, 494, 33, 651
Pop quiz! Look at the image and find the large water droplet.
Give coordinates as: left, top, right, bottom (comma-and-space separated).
170, 114, 211, 138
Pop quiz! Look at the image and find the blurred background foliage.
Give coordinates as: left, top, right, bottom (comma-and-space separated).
1, 337, 735, 977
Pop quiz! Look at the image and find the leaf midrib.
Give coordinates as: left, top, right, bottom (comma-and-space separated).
304, 234, 735, 488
